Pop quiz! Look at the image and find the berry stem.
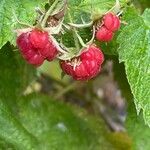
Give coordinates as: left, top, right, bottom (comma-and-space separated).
50, 35, 68, 54
54, 82, 78, 99
41, 0, 59, 28
68, 21, 93, 28
13, 11, 34, 28
104, 0, 121, 15
75, 32, 87, 48
87, 25, 96, 45
68, 12, 80, 51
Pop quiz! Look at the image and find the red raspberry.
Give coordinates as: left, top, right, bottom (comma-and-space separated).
27, 53, 44, 67
39, 41, 58, 61
96, 26, 114, 42
103, 13, 120, 32
60, 45, 104, 81
17, 28, 59, 66
17, 32, 44, 67
17, 32, 33, 53
29, 29, 49, 49
60, 61, 74, 76
81, 45, 104, 65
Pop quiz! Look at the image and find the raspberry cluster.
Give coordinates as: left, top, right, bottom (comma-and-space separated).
60, 45, 104, 80
16, 12, 121, 81
17, 29, 58, 67
96, 13, 120, 42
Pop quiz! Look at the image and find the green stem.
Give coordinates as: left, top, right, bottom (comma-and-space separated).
68, 21, 93, 28
68, 13, 80, 50
75, 32, 87, 48
41, 0, 59, 28
54, 82, 78, 99
13, 11, 34, 28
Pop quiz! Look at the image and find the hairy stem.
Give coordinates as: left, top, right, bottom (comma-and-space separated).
41, 0, 59, 28
68, 21, 93, 28
68, 12, 80, 50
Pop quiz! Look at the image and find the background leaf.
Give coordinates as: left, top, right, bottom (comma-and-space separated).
0, 43, 133, 150
0, 43, 116, 149
0, 44, 35, 104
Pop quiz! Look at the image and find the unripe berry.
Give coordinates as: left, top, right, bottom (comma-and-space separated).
96, 26, 114, 42
60, 45, 104, 81
103, 13, 120, 32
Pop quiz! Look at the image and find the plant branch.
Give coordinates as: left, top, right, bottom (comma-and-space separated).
68, 21, 93, 28
13, 10, 34, 28
41, 0, 59, 28
54, 82, 78, 99
68, 12, 80, 51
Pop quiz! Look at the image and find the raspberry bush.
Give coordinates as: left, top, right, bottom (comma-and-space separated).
0, 0, 150, 149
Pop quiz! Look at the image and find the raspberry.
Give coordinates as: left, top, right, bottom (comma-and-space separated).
17, 29, 58, 66
27, 53, 44, 67
29, 29, 49, 49
17, 32, 33, 53
81, 45, 104, 65
17, 32, 45, 66
96, 26, 114, 42
60, 61, 74, 76
39, 41, 58, 61
60, 45, 104, 81
103, 13, 120, 32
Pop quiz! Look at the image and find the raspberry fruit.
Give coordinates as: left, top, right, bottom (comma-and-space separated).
96, 26, 114, 42
29, 29, 49, 49
39, 41, 58, 61
17, 32, 33, 53
17, 29, 58, 66
103, 13, 120, 32
60, 45, 104, 81
27, 53, 45, 66
17, 32, 44, 66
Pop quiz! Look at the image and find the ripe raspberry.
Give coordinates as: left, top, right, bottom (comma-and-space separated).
96, 26, 114, 42
39, 41, 58, 61
29, 29, 49, 49
103, 13, 120, 32
60, 45, 104, 81
17, 28, 59, 66
60, 61, 74, 76
81, 45, 104, 65
27, 53, 44, 67
17, 32, 33, 53
17, 32, 45, 66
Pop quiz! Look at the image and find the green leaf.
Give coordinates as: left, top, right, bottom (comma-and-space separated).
0, 98, 38, 150
67, 0, 127, 23
0, 43, 116, 149
0, 44, 38, 149
142, 8, 150, 27
78, 0, 127, 20
0, 43, 36, 108
126, 103, 150, 150
117, 8, 150, 126
0, 0, 47, 48
113, 60, 150, 150
11, 94, 116, 150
